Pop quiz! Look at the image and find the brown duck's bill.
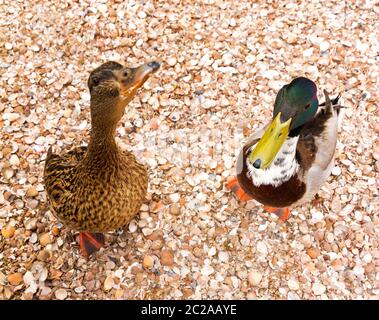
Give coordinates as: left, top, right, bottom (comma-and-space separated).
124, 61, 160, 93
249, 112, 292, 169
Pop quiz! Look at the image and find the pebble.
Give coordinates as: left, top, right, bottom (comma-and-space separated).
26, 186, 39, 197
331, 198, 341, 213
9, 154, 20, 166
40, 287, 52, 299
114, 289, 124, 299
29, 233, 38, 244
261, 70, 279, 79
7, 272, 23, 286
201, 265, 214, 276
160, 249, 174, 266
208, 247, 216, 257
340, 204, 354, 216
105, 261, 116, 270
169, 193, 180, 203
248, 270, 263, 286
74, 286, 86, 293
55, 289, 68, 300
15, 199, 24, 209
300, 235, 311, 248
2, 225, 16, 238
143, 255, 154, 268
362, 253, 372, 264
218, 251, 229, 262
311, 211, 324, 221
23, 271, 34, 285
104, 276, 114, 291
98, 4, 108, 14
319, 41, 330, 51
245, 54, 255, 64
169, 112, 180, 122
39, 233, 52, 246
288, 279, 300, 291
167, 57, 177, 66
3, 112, 19, 122
303, 48, 313, 57
170, 204, 180, 215
52, 226, 60, 236
353, 265, 364, 277
27, 199, 39, 209
307, 247, 320, 259
37, 250, 51, 262
0, 272, 6, 285
288, 292, 300, 300
138, 11, 147, 19
312, 283, 326, 295
2, 168, 14, 179
31, 45, 40, 52
256, 241, 268, 256
24, 218, 38, 230
128, 220, 138, 233
239, 81, 249, 91
331, 166, 341, 176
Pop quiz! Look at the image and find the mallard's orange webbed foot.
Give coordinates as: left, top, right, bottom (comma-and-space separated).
79, 232, 105, 256
264, 206, 290, 222
226, 177, 253, 201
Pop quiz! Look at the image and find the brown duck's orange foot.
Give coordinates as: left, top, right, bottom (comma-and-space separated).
79, 232, 105, 256
226, 177, 253, 202
264, 206, 290, 222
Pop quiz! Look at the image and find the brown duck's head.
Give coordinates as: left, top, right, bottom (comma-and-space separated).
88, 60, 160, 126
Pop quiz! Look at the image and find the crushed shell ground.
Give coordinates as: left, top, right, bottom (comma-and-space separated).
0, 0, 378, 300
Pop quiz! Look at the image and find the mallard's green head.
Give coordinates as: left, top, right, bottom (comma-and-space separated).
273, 77, 318, 130
249, 77, 318, 169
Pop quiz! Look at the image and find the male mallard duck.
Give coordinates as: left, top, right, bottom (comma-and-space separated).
227, 77, 342, 221
44, 60, 160, 255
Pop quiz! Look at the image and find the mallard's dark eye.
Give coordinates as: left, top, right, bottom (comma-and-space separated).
304, 103, 311, 110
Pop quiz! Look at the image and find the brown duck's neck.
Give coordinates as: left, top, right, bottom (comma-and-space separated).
86, 122, 120, 165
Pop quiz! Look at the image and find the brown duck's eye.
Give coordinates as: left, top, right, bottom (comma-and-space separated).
123, 70, 131, 77
92, 77, 100, 86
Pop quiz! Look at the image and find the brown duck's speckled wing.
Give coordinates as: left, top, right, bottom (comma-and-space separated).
44, 145, 148, 233
46, 145, 87, 165
44, 146, 87, 210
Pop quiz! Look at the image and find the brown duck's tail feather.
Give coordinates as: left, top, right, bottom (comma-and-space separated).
47, 146, 53, 158
79, 232, 105, 256
45, 146, 59, 164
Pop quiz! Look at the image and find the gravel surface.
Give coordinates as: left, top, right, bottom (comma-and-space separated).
1, 0, 378, 300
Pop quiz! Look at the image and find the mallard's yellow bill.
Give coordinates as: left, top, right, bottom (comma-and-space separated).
249, 112, 292, 169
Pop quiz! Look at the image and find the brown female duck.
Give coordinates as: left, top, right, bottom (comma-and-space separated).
44, 60, 160, 255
